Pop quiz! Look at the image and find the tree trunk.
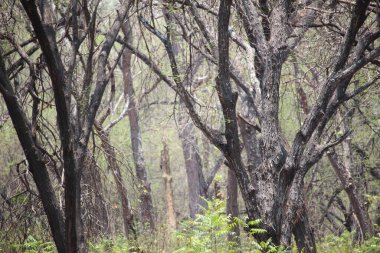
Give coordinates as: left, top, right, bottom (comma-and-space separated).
294, 55, 373, 242
160, 142, 177, 233
0, 55, 66, 253
293, 206, 317, 253
121, 23, 155, 228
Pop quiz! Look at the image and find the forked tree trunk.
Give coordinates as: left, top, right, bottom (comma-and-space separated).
0, 55, 66, 253
294, 61, 373, 241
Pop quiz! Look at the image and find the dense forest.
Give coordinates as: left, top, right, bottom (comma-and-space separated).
0, 0, 380, 252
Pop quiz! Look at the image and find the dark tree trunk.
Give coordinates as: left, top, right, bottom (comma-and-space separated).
132, 1, 378, 252
295, 59, 373, 241
0, 55, 66, 253
293, 206, 317, 253
20, 0, 129, 251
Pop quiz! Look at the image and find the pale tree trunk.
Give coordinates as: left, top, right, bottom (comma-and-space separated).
121, 21, 155, 229
160, 142, 177, 233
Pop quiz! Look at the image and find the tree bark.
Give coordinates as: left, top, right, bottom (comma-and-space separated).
20, 1, 130, 251
294, 59, 373, 241
131, 1, 379, 252
293, 205, 317, 253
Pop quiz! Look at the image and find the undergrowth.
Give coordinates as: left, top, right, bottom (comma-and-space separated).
2, 199, 380, 253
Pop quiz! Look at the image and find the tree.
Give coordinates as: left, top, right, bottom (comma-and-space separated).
0, 0, 131, 251
121, 11, 155, 230
130, 0, 379, 251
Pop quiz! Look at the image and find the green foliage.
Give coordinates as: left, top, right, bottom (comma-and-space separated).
317, 232, 380, 253
254, 239, 289, 253
89, 237, 135, 253
174, 198, 237, 253
174, 198, 288, 253
6, 235, 55, 253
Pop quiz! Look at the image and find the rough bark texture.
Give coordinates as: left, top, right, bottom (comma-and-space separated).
160, 142, 177, 233
295, 62, 373, 241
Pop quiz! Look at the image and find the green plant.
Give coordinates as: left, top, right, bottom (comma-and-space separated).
9, 235, 55, 253
317, 232, 380, 253
242, 220, 289, 253
174, 198, 289, 253
89, 236, 136, 253
174, 198, 239, 253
